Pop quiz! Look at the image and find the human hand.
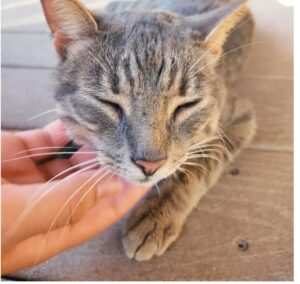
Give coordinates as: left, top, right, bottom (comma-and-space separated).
1, 120, 150, 274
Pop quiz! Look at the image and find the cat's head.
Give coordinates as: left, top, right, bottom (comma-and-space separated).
41, 0, 248, 185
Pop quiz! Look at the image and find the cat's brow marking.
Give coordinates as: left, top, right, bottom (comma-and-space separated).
167, 58, 178, 90
179, 76, 188, 96
110, 71, 120, 94
123, 57, 135, 88
156, 59, 165, 85
134, 51, 144, 73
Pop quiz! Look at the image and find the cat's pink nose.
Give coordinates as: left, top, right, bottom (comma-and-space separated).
134, 159, 166, 176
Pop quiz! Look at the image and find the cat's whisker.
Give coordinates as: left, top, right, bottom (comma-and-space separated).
11, 144, 99, 157
229, 16, 254, 37
188, 146, 224, 154
12, 146, 87, 157
172, 171, 181, 188
188, 152, 223, 163
185, 167, 199, 179
216, 127, 231, 154
154, 183, 161, 196
34, 166, 108, 266
188, 151, 223, 159
187, 153, 221, 163
176, 167, 188, 179
187, 49, 211, 76
2, 151, 98, 163
67, 170, 112, 224
6, 161, 100, 237
189, 40, 266, 78
5, 159, 100, 238
181, 163, 207, 174
188, 135, 226, 149
181, 158, 209, 172
188, 136, 221, 148
59, 169, 113, 237
67, 167, 109, 222
188, 145, 226, 156
50, 127, 82, 138
217, 127, 234, 147
176, 166, 187, 177
187, 136, 229, 161
26, 109, 57, 122
193, 144, 229, 157
189, 143, 222, 150
86, 49, 113, 76
198, 40, 267, 74
178, 166, 199, 179
188, 16, 258, 76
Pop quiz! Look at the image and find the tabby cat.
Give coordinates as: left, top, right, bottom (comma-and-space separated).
41, 0, 256, 260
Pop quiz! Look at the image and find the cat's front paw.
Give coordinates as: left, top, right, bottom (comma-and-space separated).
122, 200, 182, 261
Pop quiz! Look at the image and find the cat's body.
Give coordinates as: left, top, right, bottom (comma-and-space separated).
41, 0, 256, 260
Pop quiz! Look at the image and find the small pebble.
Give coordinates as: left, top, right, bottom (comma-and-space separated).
237, 239, 249, 251
229, 167, 240, 175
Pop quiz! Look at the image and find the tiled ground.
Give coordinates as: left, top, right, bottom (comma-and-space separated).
2, 0, 293, 280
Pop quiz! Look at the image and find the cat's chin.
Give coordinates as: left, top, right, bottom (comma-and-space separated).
124, 173, 173, 187
123, 177, 156, 187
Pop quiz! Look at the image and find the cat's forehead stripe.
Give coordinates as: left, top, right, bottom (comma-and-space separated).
156, 59, 165, 85
134, 51, 144, 73
123, 57, 135, 88
110, 71, 120, 94
167, 59, 179, 90
179, 76, 188, 97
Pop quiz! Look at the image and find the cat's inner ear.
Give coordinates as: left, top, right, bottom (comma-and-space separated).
185, 0, 248, 58
41, 0, 98, 57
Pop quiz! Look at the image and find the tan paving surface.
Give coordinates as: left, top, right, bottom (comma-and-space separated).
2, 0, 293, 280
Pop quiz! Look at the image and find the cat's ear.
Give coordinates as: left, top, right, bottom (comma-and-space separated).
41, 0, 98, 57
184, 0, 249, 58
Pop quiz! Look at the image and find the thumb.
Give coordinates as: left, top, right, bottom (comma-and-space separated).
64, 178, 151, 246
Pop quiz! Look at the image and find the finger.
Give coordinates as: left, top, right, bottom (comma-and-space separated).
43, 145, 99, 180
15, 121, 74, 180
60, 180, 150, 247
42, 121, 98, 169
1, 132, 46, 183
2, 178, 151, 274
16, 121, 98, 179
2, 170, 117, 246
1, 122, 71, 183
69, 146, 98, 167
16, 120, 69, 160
14, 120, 89, 179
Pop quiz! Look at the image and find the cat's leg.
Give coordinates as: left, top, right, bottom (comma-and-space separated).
122, 97, 256, 261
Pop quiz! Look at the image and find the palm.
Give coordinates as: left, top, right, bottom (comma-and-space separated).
1, 121, 150, 274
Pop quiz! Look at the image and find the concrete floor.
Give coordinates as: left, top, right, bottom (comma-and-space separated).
2, 0, 293, 280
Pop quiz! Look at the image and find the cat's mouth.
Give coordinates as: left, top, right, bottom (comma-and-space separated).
122, 166, 176, 187
94, 149, 179, 186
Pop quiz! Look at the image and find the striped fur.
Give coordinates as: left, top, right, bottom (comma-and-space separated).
42, 0, 256, 260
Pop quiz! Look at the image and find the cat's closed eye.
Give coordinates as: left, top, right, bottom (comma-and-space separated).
95, 97, 123, 116
173, 99, 201, 118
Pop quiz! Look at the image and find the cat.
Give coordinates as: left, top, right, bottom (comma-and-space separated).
41, 0, 256, 261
